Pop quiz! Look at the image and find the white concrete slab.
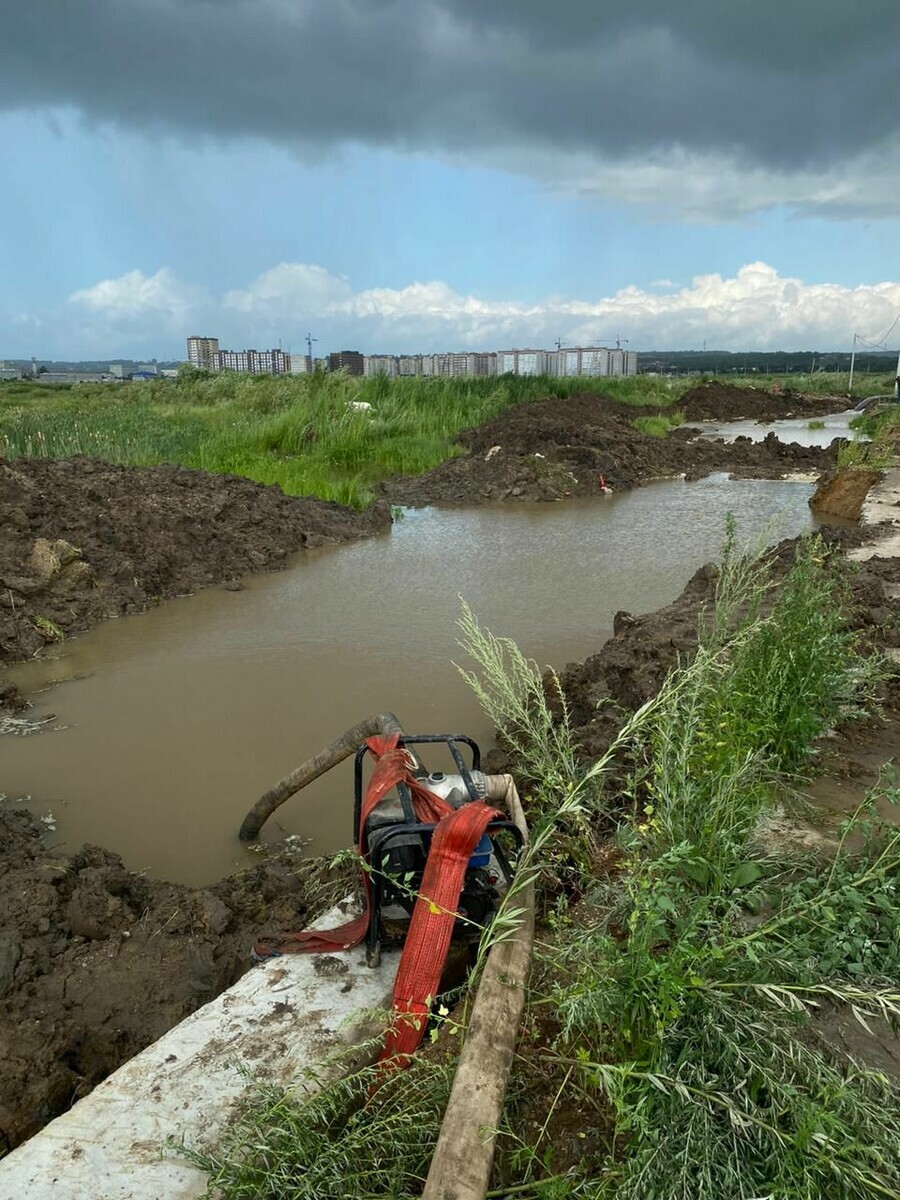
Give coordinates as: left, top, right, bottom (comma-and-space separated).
0, 902, 398, 1200
849, 468, 900, 561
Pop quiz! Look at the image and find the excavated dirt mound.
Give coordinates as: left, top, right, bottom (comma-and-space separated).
0, 804, 349, 1152
678, 381, 846, 422
0, 456, 390, 672
381, 392, 837, 506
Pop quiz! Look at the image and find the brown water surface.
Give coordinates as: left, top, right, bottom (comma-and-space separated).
4, 476, 826, 883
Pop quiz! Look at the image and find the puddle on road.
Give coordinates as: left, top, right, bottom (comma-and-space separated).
4, 475, 829, 884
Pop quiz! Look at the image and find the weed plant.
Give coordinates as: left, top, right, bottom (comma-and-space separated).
548, 803, 900, 1199
534, 535, 898, 1198
835, 437, 893, 471
464, 529, 895, 1197
188, 1057, 455, 1200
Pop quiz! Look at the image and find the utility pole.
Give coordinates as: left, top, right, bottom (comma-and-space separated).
848, 333, 860, 397
305, 332, 317, 374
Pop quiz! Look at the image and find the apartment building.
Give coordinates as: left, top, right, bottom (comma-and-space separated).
327, 350, 365, 376
497, 349, 550, 376
363, 355, 400, 377
251, 349, 291, 374
552, 347, 639, 377
186, 336, 219, 371
213, 348, 291, 374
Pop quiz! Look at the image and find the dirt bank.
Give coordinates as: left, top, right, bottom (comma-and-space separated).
381, 391, 837, 506
0, 456, 390, 671
558, 525, 900, 761
677, 380, 847, 423
0, 803, 351, 1153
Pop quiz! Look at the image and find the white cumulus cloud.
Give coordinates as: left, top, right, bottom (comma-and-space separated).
222, 260, 900, 352
7, 260, 899, 358
69, 268, 205, 318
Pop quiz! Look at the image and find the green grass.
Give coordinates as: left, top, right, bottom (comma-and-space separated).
0, 369, 891, 507
188, 1056, 456, 1199
835, 436, 893, 471
633, 410, 684, 438
0, 371, 680, 508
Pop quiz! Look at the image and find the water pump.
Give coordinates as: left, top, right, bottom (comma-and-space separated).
354, 734, 522, 967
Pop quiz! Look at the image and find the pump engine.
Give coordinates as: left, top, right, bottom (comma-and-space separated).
354, 734, 521, 967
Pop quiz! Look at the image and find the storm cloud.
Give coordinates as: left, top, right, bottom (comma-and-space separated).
4, 1, 900, 218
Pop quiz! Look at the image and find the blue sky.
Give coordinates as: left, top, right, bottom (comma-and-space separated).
3, 1, 900, 359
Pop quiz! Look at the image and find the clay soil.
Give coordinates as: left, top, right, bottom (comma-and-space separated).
0, 456, 388, 1150
677, 380, 847, 423
0, 807, 351, 1153
381, 388, 839, 506
0, 456, 390, 679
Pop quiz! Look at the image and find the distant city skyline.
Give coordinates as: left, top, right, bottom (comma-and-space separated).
185, 337, 639, 379
2, 5, 900, 359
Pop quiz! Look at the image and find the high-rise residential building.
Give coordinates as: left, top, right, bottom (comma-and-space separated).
497, 349, 549, 376
213, 348, 291, 374
186, 336, 219, 370
215, 349, 250, 373
363, 355, 399, 377
553, 347, 637, 377
327, 350, 364, 376
252, 349, 291, 375
580, 348, 611, 377
470, 353, 497, 376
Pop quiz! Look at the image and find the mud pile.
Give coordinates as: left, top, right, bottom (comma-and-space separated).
0, 457, 390, 669
0, 804, 349, 1152
678, 381, 846, 422
381, 392, 836, 507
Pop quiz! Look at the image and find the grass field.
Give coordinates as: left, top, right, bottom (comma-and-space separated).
0, 369, 890, 508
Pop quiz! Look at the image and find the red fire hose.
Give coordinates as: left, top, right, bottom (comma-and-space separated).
253, 733, 499, 1068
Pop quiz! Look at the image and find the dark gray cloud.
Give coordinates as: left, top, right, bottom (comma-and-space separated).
2, 0, 898, 175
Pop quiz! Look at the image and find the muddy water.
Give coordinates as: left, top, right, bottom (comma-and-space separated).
4, 475, 827, 884
689, 409, 860, 447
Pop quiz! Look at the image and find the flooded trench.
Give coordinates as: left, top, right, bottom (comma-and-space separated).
689, 408, 861, 447
4, 474, 831, 885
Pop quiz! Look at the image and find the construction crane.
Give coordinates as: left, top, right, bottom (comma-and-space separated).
305, 332, 318, 373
